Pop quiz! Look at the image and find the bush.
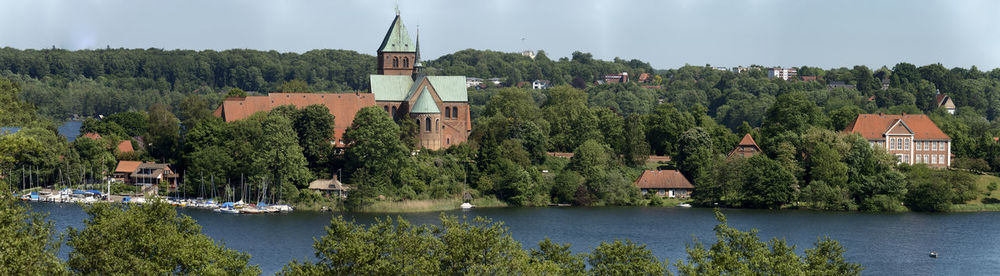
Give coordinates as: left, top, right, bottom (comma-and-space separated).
952, 158, 991, 173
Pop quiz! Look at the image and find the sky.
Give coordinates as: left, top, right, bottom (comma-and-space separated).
1, 0, 998, 70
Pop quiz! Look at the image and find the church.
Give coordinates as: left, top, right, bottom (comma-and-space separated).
214, 12, 470, 150
369, 12, 471, 150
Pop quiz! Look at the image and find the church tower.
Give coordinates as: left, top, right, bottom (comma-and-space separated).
376, 12, 417, 76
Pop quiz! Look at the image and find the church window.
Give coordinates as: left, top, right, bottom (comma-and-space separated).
452, 107, 458, 118
445, 106, 451, 118
416, 119, 420, 130
435, 119, 439, 133
425, 118, 431, 132
391, 106, 397, 117
383, 106, 389, 113
393, 57, 399, 68
403, 57, 409, 68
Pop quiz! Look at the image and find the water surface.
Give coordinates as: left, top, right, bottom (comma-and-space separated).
31, 203, 1000, 275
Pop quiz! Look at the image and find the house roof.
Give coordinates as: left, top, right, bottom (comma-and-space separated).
213, 93, 375, 142
844, 114, 950, 140
737, 133, 759, 147
936, 94, 955, 108
81, 133, 102, 140
117, 140, 134, 153
378, 15, 416, 53
370, 75, 415, 101
425, 76, 467, 102
308, 178, 350, 191
634, 170, 694, 189
410, 87, 440, 114
115, 161, 143, 174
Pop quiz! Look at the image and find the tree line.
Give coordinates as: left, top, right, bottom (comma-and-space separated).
3, 48, 1000, 212
0, 190, 862, 275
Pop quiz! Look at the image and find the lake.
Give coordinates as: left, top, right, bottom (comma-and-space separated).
29, 203, 1000, 275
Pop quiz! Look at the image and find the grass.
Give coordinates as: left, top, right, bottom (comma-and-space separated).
359, 196, 508, 213
952, 174, 1000, 212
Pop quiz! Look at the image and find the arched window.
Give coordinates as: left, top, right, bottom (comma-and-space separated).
403, 57, 409, 68
391, 106, 397, 117
445, 106, 451, 118
393, 57, 399, 68
425, 117, 431, 132
452, 107, 459, 118
383, 106, 389, 113
447, 138, 451, 145
436, 119, 440, 133
416, 119, 420, 130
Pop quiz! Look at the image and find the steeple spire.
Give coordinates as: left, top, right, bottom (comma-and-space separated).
415, 25, 421, 65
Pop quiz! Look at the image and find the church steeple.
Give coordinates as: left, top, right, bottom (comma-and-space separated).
377, 12, 417, 76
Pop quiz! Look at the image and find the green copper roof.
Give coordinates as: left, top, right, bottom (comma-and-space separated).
426, 76, 468, 102
410, 87, 440, 114
378, 15, 416, 53
370, 75, 414, 101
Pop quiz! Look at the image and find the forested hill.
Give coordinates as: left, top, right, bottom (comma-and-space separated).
0, 47, 654, 119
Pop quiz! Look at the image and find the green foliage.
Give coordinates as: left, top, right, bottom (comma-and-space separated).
146, 103, 180, 162
67, 201, 259, 275
0, 190, 68, 275
589, 240, 668, 276
343, 106, 409, 207
676, 209, 862, 275
903, 165, 979, 212
0, 77, 37, 125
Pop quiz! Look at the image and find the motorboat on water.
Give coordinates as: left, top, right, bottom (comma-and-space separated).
460, 202, 474, 209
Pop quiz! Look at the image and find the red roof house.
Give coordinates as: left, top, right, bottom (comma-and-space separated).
727, 134, 762, 159
844, 114, 952, 167
634, 170, 694, 198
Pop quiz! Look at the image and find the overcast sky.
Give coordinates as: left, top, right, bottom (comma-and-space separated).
1, 0, 998, 70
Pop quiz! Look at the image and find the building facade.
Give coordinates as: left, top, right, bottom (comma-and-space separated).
369, 13, 471, 150
844, 114, 952, 168
767, 67, 798, 80
634, 170, 694, 198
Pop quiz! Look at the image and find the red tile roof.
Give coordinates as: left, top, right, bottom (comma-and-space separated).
728, 134, 762, 159
214, 93, 376, 142
634, 170, 694, 189
117, 140, 134, 153
81, 133, 102, 140
935, 94, 947, 105
114, 161, 142, 174
844, 114, 950, 140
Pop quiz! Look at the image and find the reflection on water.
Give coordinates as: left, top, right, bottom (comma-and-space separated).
29, 203, 1000, 275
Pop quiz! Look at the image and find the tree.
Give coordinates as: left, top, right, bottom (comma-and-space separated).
0, 77, 37, 125
278, 79, 311, 93
279, 216, 444, 275
531, 239, 586, 276
259, 113, 312, 189
543, 86, 600, 151
0, 190, 68, 275
762, 92, 829, 139
67, 201, 259, 275
145, 104, 180, 162
588, 240, 667, 276
739, 154, 797, 209
645, 103, 695, 156
292, 105, 336, 173
622, 114, 651, 167
676, 127, 715, 187
676, 209, 862, 275
343, 106, 408, 201
179, 94, 212, 132
226, 88, 247, 97
843, 135, 906, 211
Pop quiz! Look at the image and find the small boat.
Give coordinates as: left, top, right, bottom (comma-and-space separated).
929, 252, 938, 258
460, 202, 474, 209
677, 203, 692, 208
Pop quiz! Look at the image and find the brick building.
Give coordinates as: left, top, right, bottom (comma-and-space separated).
844, 114, 952, 167
213, 12, 470, 150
